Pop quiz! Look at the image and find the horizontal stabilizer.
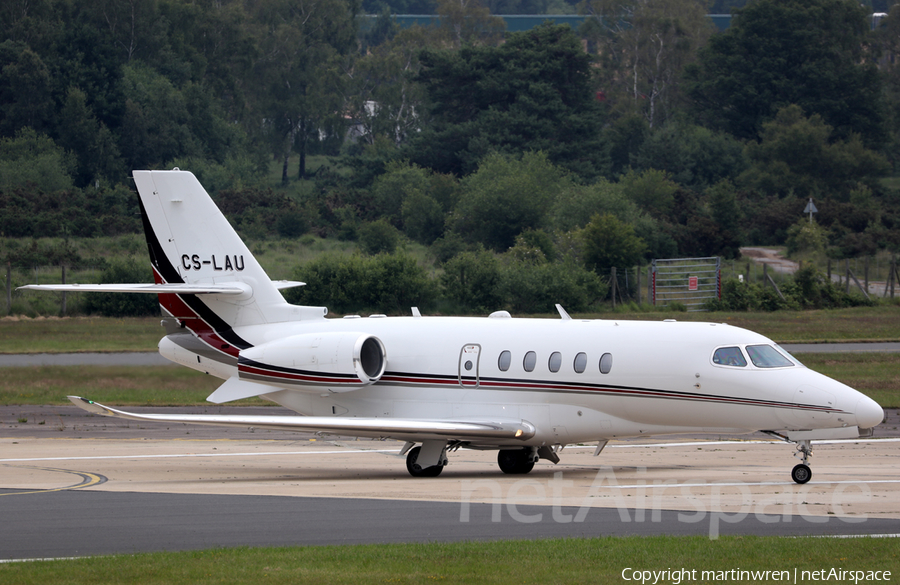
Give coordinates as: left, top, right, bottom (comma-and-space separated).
272, 280, 305, 290
19, 283, 252, 295
206, 377, 276, 404
67, 396, 536, 442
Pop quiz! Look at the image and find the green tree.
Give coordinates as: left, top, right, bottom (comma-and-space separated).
250, 0, 358, 183
408, 24, 605, 179
739, 105, 890, 200
348, 26, 432, 148
632, 121, 747, 190
686, 0, 886, 147
0, 40, 54, 136
440, 248, 502, 312
290, 252, 435, 314
358, 219, 402, 255
0, 128, 74, 192
433, 0, 505, 48
579, 0, 713, 128
499, 258, 604, 313
785, 218, 829, 258
84, 258, 159, 317
580, 213, 647, 276
451, 152, 566, 251
873, 6, 900, 171
370, 160, 431, 224
57, 86, 123, 187
706, 179, 743, 256
619, 168, 677, 218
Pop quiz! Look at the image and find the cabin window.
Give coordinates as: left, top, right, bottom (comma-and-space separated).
498, 350, 511, 372
599, 352, 613, 374
548, 352, 562, 373
712, 346, 747, 367
746, 344, 794, 368
574, 352, 587, 374
523, 351, 537, 372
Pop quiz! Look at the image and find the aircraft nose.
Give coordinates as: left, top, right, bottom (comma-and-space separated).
855, 395, 884, 429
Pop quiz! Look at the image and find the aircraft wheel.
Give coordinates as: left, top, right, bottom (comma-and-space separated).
791, 463, 811, 484
405, 446, 444, 478
497, 449, 535, 474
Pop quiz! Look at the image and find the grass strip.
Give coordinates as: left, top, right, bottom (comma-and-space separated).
0, 317, 162, 354
2, 536, 897, 584
1, 354, 898, 408
3, 307, 900, 354
0, 365, 224, 406
798, 353, 900, 409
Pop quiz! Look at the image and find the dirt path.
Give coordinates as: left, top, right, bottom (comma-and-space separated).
740, 247, 799, 275
740, 247, 890, 298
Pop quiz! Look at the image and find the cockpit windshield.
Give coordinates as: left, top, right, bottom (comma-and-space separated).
712, 346, 747, 367
746, 344, 795, 368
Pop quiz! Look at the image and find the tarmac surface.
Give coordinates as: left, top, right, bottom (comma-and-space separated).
2, 404, 899, 559
1, 347, 899, 559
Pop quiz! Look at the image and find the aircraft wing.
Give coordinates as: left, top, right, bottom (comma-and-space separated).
19, 283, 250, 295
67, 396, 535, 443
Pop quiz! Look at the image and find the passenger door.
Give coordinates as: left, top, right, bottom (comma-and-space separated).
458, 344, 481, 387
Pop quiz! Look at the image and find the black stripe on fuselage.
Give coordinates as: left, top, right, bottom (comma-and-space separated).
378, 371, 845, 414
137, 192, 251, 351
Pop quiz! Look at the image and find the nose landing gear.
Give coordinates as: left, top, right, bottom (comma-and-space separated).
790, 439, 812, 484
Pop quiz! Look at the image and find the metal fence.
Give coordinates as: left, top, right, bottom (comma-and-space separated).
651, 257, 721, 311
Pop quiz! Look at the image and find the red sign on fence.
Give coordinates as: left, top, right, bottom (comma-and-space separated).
688, 276, 699, 291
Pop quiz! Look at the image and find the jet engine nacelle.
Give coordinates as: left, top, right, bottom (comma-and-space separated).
237, 332, 386, 392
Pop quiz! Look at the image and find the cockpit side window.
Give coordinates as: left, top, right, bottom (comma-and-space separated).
746, 344, 794, 368
712, 346, 747, 367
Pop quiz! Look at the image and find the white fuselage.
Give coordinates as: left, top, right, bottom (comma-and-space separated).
160, 314, 882, 448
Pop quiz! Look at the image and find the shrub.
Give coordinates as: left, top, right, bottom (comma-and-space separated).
83, 258, 158, 317
358, 219, 401, 255
440, 249, 502, 313
499, 260, 606, 314
288, 252, 435, 314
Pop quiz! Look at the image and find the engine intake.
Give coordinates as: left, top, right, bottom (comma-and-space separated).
237, 332, 386, 392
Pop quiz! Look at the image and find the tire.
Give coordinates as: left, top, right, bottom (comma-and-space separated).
791, 463, 811, 484
497, 449, 535, 474
405, 446, 444, 478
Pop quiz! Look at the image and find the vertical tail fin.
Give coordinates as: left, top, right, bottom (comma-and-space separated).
133, 170, 324, 341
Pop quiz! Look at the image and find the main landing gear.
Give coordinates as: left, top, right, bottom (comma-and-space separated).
791, 440, 812, 484
403, 443, 558, 477
405, 446, 445, 477
497, 448, 538, 474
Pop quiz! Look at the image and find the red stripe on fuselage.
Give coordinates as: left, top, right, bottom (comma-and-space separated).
152, 266, 241, 359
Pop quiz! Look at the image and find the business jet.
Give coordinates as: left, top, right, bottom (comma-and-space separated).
23, 170, 884, 483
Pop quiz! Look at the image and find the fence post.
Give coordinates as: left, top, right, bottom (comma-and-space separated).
610, 266, 617, 309
845, 259, 850, 294
762, 263, 768, 288
890, 255, 897, 298
636, 266, 641, 305
61, 264, 67, 317
864, 257, 869, 294
827, 259, 832, 283
5, 261, 10, 316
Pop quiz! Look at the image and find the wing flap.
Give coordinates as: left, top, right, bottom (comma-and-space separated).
67, 396, 535, 442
